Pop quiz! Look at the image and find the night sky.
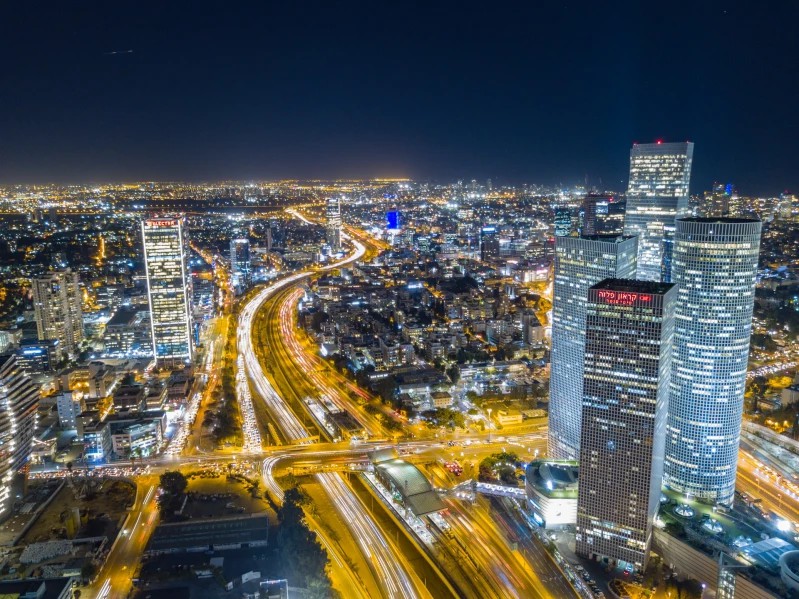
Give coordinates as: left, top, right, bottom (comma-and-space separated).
1, 2, 797, 194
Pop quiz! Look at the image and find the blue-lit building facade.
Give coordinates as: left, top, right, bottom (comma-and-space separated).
548, 235, 638, 460
623, 142, 693, 282
663, 217, 762, 505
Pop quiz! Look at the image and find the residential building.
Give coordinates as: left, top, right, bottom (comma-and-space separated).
576, 279, 676, 571
664, 217, 762, 505
56, 391, 86, 429
0, 355, 40, 514
31, 268, 83, 358
548, 235, 638, 460
623, 141, 694, 282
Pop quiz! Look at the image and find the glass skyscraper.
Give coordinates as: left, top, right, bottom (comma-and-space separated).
663, 217, 762, 505
230, 235, 252, 290
326, 197, 342, 251
576, 279, 676, 571
623, 141, 694, 282
548, 235, 638, 460
142, 217, 194, 365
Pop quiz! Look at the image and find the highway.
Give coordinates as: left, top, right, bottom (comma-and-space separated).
90, 481, 160, 599
238, 233, 430, 599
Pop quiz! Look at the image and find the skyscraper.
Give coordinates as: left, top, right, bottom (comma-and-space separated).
623, 141, 694, 282
141, 218, 193, 366
663, 217, 762, 505
326, 197, 342, 251
480, 226, 500, 261
230, 235, 252, 290
576, 279, 676, 571
580, 193, 626, 236
0, 354, 39, 515
31, 268, 84, 359
548, 235, 638, 460
554, 208, 573, 237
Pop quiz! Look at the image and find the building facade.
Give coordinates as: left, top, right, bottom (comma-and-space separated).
141, 218, 193, 366
326, 197, 342, 251
623, 142, 694, 282
31, 268, 83, 358
663, 217, 762, 505
0, 355, 39, 515
548, 235, 638, 460
580, 194, 625, 236
480, 225, 500, 261
576, 279, 676, 570
230, 235, 251, 290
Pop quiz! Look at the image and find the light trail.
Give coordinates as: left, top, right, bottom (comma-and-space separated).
239, 235, 424, 598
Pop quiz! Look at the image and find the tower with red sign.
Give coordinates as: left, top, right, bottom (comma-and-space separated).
576, 278, 676, 571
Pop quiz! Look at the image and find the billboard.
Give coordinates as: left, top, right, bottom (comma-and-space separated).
386, 211, 401, 230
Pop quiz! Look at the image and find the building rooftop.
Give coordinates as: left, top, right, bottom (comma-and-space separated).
525, 460, 579, 499
678, 216, 761, 224
591, 278, 675, 295
741, 537, 796, 570
372, 457, 444, 516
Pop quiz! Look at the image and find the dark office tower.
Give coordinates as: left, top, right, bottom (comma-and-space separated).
230, 235, 252, 290
576, 279, 676, 571
0, 355, 39, 515
623, 142, 694, 282
663, 217, 762, 506
581, 194, 626, 236
548, 235, 638, 460
325, 197, 342, 251
480, 226, 500, 261
554, 208, 573, 237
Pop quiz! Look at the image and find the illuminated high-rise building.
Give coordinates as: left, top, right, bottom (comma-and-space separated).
580, 194, 625, 236
576, 279, 675, 571
663, 217, 762, 505
230, 235, 251, 290
326, 197, 342, 251
141, 217, 193, 365
0, 354, 39, 515
623, 141, 694, 282
31, 268, 83, 359
548, 235, 638, 460
554, 208, 573, 237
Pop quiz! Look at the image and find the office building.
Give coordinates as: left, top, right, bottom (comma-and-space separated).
141, 218, 193, 366
16, 339, 59, 373
623, 141, 694, 282
663, 217, 762, 505
580, 194, 626, 236
548, 235, 638, 460
31, 268, 83, 358
230, 235, 251, 290
576, 279, 676, 570
701, 182, 735, 217
0, 355, 40, 515
326, 197, 342, 251
554, 208, 573, 237
480, 226, 500, 261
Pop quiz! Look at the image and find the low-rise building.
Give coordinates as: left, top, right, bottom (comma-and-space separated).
525, 460, 578, 529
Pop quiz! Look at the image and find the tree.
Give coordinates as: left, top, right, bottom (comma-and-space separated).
160, 471, 188, 497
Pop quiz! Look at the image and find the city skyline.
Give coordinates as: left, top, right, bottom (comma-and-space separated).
1, 4, 798, 194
